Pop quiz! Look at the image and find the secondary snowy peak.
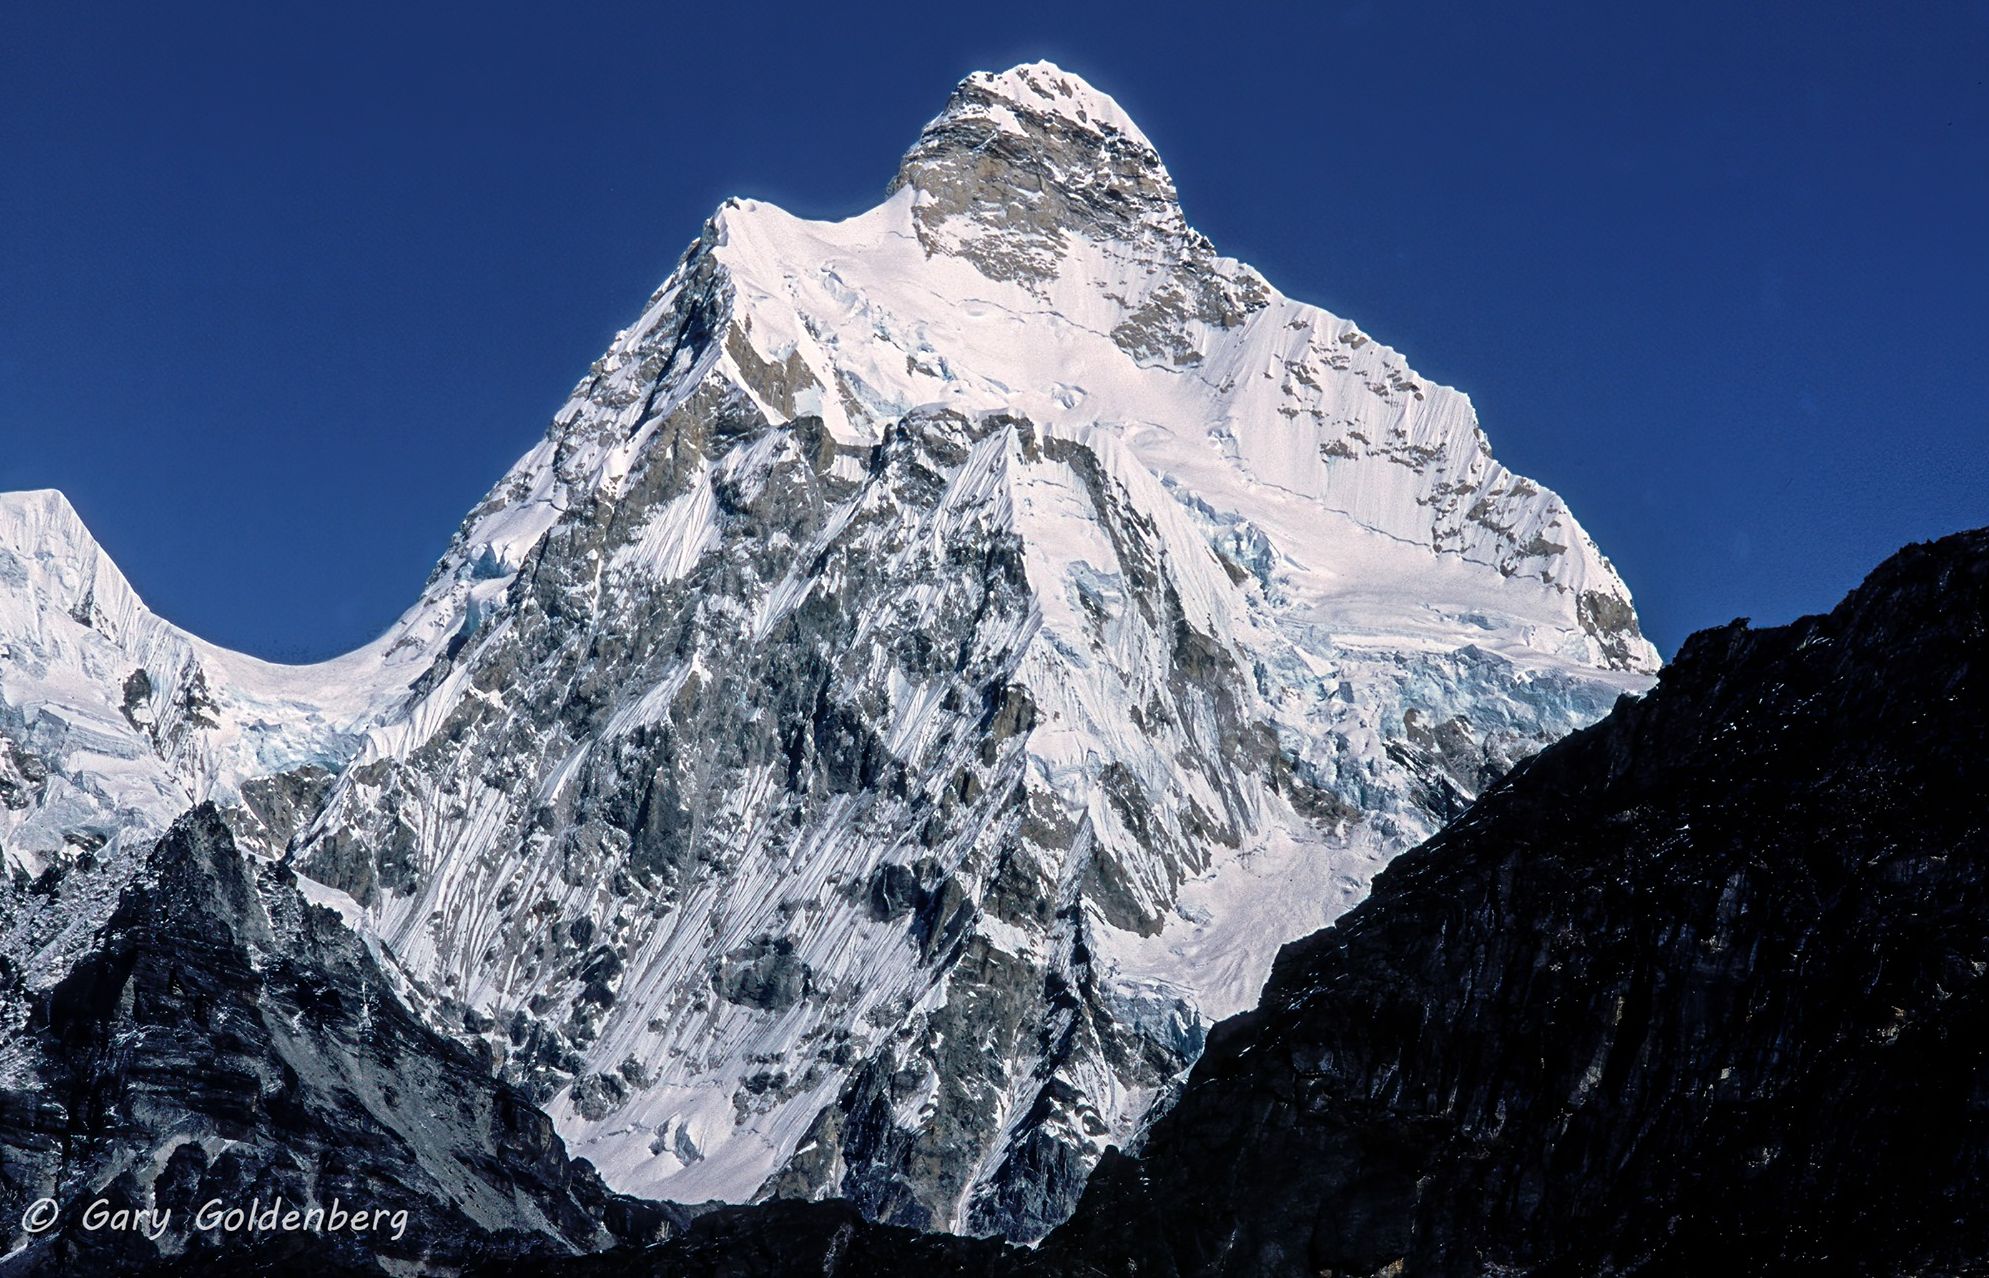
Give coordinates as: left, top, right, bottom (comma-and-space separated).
0, 489, 142, 641
0, 489, 215, 874
0, 489, 415, 991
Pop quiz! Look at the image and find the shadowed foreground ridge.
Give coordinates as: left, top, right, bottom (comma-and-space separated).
0, 807, 681, 1275
1042, 526, 1989, 1274
519, 526, 1989, 1276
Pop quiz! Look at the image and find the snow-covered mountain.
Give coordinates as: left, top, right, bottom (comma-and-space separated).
0, 61, 1655, 1241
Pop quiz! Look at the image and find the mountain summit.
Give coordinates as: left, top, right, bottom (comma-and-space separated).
1, 63, 1654, 1246
890, 61, 1187, 275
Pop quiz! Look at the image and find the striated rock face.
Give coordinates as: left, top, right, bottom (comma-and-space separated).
523, 528, 1989, 1275
0, 806, 678, 1275
1, 61, 1655, 1243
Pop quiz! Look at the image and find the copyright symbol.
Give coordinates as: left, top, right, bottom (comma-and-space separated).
21, 1197, 59, 1234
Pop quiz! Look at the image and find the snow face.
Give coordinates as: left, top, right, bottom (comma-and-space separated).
705, 190, 1645, 667
0, 61, 1657, 1242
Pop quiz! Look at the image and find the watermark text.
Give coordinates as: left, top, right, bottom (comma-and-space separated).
21, 1196, 410, 1243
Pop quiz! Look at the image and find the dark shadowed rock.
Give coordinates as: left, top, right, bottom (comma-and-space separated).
1045, 528, 1989, 1276
0, 806, 683, 1275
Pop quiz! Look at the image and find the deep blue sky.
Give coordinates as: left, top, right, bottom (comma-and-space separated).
3, 3, 1984, 662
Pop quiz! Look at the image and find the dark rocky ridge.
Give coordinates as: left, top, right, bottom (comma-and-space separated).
486, 529, 1989, 1276
0, 806, 683, 1275
1040, 526, 1989, 1276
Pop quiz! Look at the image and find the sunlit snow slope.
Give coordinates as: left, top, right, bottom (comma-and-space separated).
0, 62, 1655, 1241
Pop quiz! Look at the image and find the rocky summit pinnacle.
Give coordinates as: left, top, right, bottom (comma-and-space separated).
1, 62, 1657, 1255
890, 61, 1187, 273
